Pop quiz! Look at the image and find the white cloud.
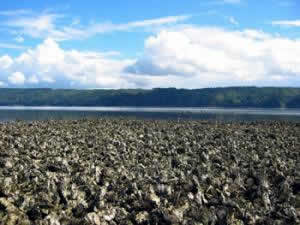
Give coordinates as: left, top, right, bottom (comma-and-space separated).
211, 0, 241, 4
3, 13, 191, 41
229, 16, 239, 25
0, 55, 13, 69
123, 15, 191, 28
4, 13, 62, 39
14, 36, 24, 43
0, 43, 26, 49
0, 26, 300, 89
0, 9, 32, 16
223, 0, 241, 3
5, 14, 58, 31
0, 38, 137, 88
272, 20, 300, 27
126, 27, 300, 87
8, 72, 26, 85
28, 75, 39, 84
60, 15, 191, 41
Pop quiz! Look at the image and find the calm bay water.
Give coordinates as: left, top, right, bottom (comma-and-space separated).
0, 106, 300, 122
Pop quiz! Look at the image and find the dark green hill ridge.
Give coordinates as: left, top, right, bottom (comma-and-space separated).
0, 87, 300, 108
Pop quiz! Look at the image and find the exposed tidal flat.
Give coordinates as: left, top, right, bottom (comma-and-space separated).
0, 118, 299, 225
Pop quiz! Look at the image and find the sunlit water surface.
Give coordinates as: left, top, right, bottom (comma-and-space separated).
0, 106, 300, 122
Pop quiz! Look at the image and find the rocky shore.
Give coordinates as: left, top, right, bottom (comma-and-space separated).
0, 118, 299, 225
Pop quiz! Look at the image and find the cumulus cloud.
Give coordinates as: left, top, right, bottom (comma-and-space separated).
0, 26, 300, 89
0, 55, 13, 69
0, 38, 138, 88
126, 27, 300, 87
8, 72, 26, 85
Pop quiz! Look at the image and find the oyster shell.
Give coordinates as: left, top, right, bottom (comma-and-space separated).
0, 119, 298, 224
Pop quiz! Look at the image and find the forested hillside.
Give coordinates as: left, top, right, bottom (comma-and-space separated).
0, 87, 300, 108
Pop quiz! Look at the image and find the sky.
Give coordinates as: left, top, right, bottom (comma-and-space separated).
0, 0, 299, 89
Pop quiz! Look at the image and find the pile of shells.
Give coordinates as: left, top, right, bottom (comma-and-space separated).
0, 118, 299, 224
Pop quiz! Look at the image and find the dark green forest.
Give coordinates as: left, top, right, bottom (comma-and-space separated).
0, 87, 300, 108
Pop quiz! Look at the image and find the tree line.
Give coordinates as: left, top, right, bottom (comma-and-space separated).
0, 87, 300, 108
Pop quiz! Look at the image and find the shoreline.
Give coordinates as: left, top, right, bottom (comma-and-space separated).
0, 118, 299, 224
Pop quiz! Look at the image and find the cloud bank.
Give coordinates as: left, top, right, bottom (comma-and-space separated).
0, 26, 299, 88
126, 27, 300, 87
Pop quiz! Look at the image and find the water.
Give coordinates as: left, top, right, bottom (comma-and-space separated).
0, 106, 300, 122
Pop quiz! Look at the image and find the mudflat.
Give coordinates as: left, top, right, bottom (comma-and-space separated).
0, 118, 299, 224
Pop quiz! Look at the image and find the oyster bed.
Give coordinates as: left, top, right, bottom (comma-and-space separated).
0, 118, 299, 225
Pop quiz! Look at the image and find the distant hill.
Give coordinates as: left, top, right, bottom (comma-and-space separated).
0, 87, 300, 108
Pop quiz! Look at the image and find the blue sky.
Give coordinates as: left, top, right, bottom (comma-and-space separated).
0, 0, 299, 88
